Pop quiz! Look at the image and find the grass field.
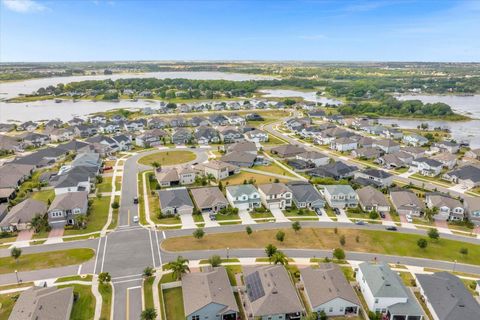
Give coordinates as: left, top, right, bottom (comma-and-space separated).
108, 195, 121, 229
223, 171, 290, 186
0, 293, 18, 319
138, 150, 196, 166
143, 276, 155, 310
64, 196, 110, 235
58, 284, 95, 320
0, 248, 95, 274
163, 287, 185, 320
31, 189, 55, 204
99, 283, 112, 320
97, 176, 113, 193
162, 228, 480, 266
55, 274, 93, 283
254, 162, 296, 177
283, 208, 317, 217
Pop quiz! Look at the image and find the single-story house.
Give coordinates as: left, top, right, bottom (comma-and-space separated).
190, 187, 228, 214
356, 186, 390, 213
158, 187, 194, 216
286, 181, 325, 210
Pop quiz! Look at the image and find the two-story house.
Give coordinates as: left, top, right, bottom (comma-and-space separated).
47, 191, 89, 228
320, 185, 358, 209
257, 183, 292, 210
226, 184, 261, 211
425, 193, 464, 221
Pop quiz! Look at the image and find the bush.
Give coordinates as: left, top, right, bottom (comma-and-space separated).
111, 202, 119, 209
276, 230, 285, 242
333, 248, 345, 260
369, 210, 379, 219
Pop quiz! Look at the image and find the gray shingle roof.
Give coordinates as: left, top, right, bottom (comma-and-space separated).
48, 191, 88, 211
0, 199, 47, 227
158, 188, 194, 209
286, 182, 323, 203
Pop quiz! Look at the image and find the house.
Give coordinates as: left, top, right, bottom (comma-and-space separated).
295, 151, 329, 167
218, 127, 244, 143
227, 141, 258, 154
51, 166, 95, 195
124, 119, 146, 132
148, 117, 167, 129
401, 147, 426, 159
390, 190, 424, 217
226, 184, 261, 211
464, 148, 480, 160
0, 134, 24, 153
85, 135, 120, 154
8, 286, 74, 320
378, 153, 409, 169
0, 199, 47, 232
189, 116, 210, 127
155, 166, 197, 187
301, 264, 360, 317
49, 128, 75, 142
316, 127, 353, 145
0, 163, 34, 189
221, 151, 257, 167
442, 165, 480, 189
169, 117, 188, 128
330, 137, 358, 152
286, 181, 325, 210
194, 126, 220, 145
244, 129, 269, 143
19, 132, 50, 147
362, 125, 386, 135
287, 159, 315, 171
209, 114, 229, 126
356, 262, 424, 320
308, 161, 358, 180
355, 136, 375, 148
135, 129, 168, 148
89, 115, 107, 124
411, 158, 443, 177
246, 113, 264, 121
112, 134, 132, 151
434, 141, 460, 154
321, 184, 358, 209
243, 265, 304, 320
227, 114, 246, 126
73, 124, 97, 138
12, 147, 68, 168
71, 152, 102, 169
416, 272, 480, 320
98, 122, 122, 134
0, 188, 16, 204
373, 139, 400, 154
47, 191, 89, 228
352, 147, 383, 160
257, 183, 292, 210
172, 128, 192, 145
464, 196, 480, 225
17, 120, 38, 131
356, 186, 391, 213
190, 187, 228, 213
271, 144, 306, 158
0, 123, 15, 132
431, 152, 457, 169
403, 134, 429, 147
197, 160, 239, 180
354, 168, 393, 188
382, 128, 403, 140
158, 187, 194, 216
425, 193, 464, 221
182, 266, 238, 320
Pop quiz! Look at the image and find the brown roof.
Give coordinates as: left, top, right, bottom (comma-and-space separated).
190, 187, 228, 209
356, 186, 390, 207
258, 183, 290, 195
0, 199, 47, 227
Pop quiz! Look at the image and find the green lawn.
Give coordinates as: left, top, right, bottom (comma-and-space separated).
0, 249, 95, 274
163, 287, 185, 320
163, 228, 480, 266
58, 284, 95, 320
138, 172, 148, 225
283, 208, 317, 217
262, 134, 287, 146
108, 195, 121, 230
99, 283, 112, 320
215, 212, 240, 221
254, 162, 296, 177
64, 196, 110, 235
138, 150, 196, 166
143, 276, 155, 310
55, 275, 93, 283
0, 293, 18, 319
250, 210, 274, 219
97, 176, 113, 193
31, 189, 55, 204
223, 171, 289, 186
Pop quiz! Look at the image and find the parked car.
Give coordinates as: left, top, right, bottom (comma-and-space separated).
209, 214, 216, 221
133, 215, 139, 223
406, 214, 413, 223
386, 226, 398, 231
315, 208, 323, 216
103, 166, 113, 171
355, 220, 367, 225
379, 212, 385, 218
334, 208, 340, 215
133, 197, 139, 204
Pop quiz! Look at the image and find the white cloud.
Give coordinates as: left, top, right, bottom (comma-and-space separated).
2, 0, 47, 13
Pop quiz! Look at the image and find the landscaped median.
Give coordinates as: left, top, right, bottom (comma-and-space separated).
0, 248, 95, 274
161, 228, 480, 266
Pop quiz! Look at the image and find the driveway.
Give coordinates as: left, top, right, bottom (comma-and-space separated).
202, 212, 220, 228
399, 214, 416, 229
44, 228, 64, 244
317, 209, 332, 222
16, 229, 34, 243
337, 209, 352, 223
434, 219, 452, 234
180, 214, 197, 229
238, 209, 256, 224
270, 208, 290, 222
382, 212, 396, 226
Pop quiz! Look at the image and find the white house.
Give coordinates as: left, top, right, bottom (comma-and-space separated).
425, 194, 465, 221
257, 183, 292, 210
226, 184, 261, 211
330, 137, 358, 152
411, 157, 443, 177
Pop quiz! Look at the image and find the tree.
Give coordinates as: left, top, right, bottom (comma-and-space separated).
10, 247, 22, 264
151, 161, 160, 169
292, 221, 301, 233
208, 255, 222, 267
334, 227, 338, 234
265, 244, 278, 258
143, 266, 154, 278
427, 228, 440, 241
369, 210, 379, 220
460, 247, 468, 256
98, 272, 111, 284
333, 248, 345, 260
193, 228, 205, 240
417, 238, 428, 250
165, 256, 190, 280
74, 215, 87, 229
111, 201, 119, 209
319, 310, 327, 320
339, 235, 346, 246
276, 230, 285, 242
246, 226, 253, 236
30, 214, 47, 233
141, 308, 157, 320
271, 251, 289, 265
218, 181, 223, 191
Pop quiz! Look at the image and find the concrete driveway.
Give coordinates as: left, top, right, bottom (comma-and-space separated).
434, 219, 452, 234
337, 209, 352, 223
317, 208, 332, 222
399, 214, 416, 229
239, 209, 256, 224
270, 208, 290, 222
180, 214, 197, 229
202, 212, 220, 227
381, 212, 397, 226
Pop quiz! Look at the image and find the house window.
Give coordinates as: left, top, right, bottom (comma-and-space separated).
329, 307, 333, 312
192, 316, 200, 320
375, 298, 379, 303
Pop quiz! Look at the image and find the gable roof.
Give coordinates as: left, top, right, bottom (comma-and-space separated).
0, 199, 47, 227
359, 262, 407, 298
286, 182, 323, 203
356, 186, 389, 207
49, 191, 88, 211
258, 183, 289, 195
182, 267, 239, 316
190, 187, 227, 208
226, 184, 258, 198
301, 263, 360, 307
158, 188, 194, 209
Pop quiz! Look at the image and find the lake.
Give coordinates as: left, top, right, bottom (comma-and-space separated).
259, 89, 342, 105
0, 71, 274, 122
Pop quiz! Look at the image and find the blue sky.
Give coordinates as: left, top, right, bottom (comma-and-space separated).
1, 0, 479, 62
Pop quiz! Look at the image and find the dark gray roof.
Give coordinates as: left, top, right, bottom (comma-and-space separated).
286, 182, 323, 203
414, 157, 442, 167
309, 161, 358, 178
361, 168, 393, 179
417, 272, 480, 320
158, 188, 194, 209
447, 165, 480, 182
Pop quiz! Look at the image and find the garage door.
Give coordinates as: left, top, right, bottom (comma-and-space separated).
269, 203, 280, 210
178, 207, 193, 216
237, 203, 250, 210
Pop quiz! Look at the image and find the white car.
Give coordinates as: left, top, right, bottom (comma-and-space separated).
406, 214, 413, 223
133, 215, 139, 223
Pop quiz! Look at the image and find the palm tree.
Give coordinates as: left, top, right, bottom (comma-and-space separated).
141, 308, 157, 320
165, 256, 190, 280
271, 251, 289, 265
74, 215, 87, 229
143, 266, 154, 278
151, 161, 161, 170
30, 214, 46, 233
